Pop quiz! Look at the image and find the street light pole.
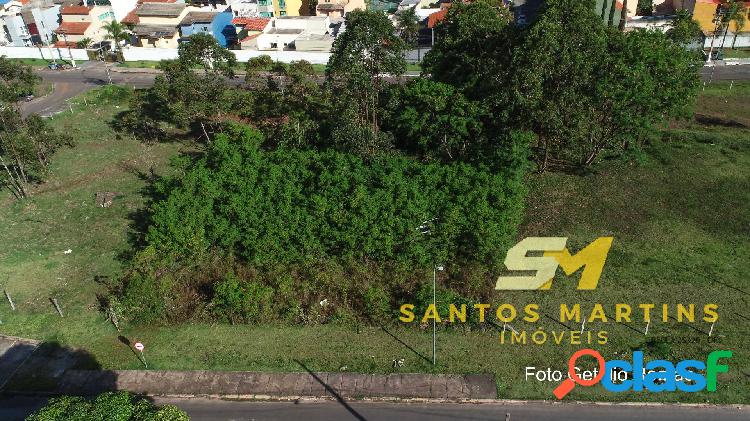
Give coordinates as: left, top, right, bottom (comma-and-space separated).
433, 264, 436, 366
432, 264, 444, 366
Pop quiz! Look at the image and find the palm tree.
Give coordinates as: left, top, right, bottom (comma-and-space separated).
76, 37, 92, 49
103, 21, 130, 53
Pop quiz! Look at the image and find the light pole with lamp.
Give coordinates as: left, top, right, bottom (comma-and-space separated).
417, 218, 443, 366
432, 263, 444, 366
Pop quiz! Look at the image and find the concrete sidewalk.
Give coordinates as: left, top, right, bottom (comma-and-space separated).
52, 370, 497, 400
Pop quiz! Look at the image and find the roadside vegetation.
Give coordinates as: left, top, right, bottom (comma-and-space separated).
27, 391, 188, 421
1, 0, 747, 403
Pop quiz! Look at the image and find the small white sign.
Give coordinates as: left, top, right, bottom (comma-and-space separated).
134, 342, 144, 351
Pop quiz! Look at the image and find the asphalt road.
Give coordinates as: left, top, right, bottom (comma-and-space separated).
21, 62, 750, 118
1, 396, 747, 421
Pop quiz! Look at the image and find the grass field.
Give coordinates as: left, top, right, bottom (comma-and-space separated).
723, 49, 750, 59
0, 81, 747, 403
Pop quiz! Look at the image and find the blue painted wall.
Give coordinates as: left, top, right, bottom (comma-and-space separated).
180, 12, 236, 47
211, 11, 236, 47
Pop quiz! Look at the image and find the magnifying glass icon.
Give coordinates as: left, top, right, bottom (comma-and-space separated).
553, 348, 606, 400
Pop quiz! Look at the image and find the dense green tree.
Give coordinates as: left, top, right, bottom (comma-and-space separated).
326, 10, 407, 136
382, 79, 482, 162
509, 0, 699, 168
0, 56, 39, 102
117, 37, 249, 141
395, 7, 420, 47
727, 0, 748, 49
636, 0, 653, 16
667, 9, 703, 45
421, 1, 513, 100
178, 32, 237, 77
0, 60, 72, 199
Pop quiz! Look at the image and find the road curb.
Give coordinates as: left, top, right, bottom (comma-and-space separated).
29, 370, 497, 401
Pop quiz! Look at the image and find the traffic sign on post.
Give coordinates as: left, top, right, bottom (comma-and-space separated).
134, 342, 147, 368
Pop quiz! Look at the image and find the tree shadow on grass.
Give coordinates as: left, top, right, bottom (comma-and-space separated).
367, 317, 431, 366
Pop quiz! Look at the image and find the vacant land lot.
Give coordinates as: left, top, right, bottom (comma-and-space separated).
0, 82, 748, 403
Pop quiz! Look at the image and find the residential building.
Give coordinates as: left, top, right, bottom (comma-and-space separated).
235, 16, 269, 47
256, 0, 303, 18
179, 10, 236, 47
54, 4, 116, 47
675, 0, 750, 33
228, 0, 259, 17
252, 15, 332, 50
233, 15, 268, 36
1, 13, 30, 46
109, 0, 139, 22
315, 0, 365, 18
20, 1, 60, 45
130, 2, 190, 48
1, 0, 29, 46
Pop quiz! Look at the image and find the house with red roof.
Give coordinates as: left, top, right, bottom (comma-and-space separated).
232, 16, 270, 41
54, 3, 116, 47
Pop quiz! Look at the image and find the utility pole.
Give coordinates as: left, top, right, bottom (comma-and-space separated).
61, 31, 76, 69
707, 11, 722, 63
432, 264, 444, 366
44, 33, 57, 65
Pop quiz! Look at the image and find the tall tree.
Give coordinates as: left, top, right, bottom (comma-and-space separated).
512, 0, 699, 168
178, 33, 237, 78
422, 1, 513, 100
395, 7, 420, 48
636, 0, 653, 16
0, 56, 38, 102
326, 10, 406, 135
667, 9, 703, 45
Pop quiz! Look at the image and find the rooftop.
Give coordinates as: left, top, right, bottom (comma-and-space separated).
180, 11, 217, 25
135, 2, 186, 18
277, 15, 328, 20
266, 28, 303, 35
54, 21, 91, 35
132, 23, 178, 37
232, 17, 270, 31
60, 5, 92, 15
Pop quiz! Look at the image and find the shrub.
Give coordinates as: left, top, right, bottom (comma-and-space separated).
212, 273, 274, 323
362, 285, 392, 320
145, 125, 526, 268
26, 392, 188, 421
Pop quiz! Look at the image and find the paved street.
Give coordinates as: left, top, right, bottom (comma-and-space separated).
1, 395, 747, 421
20, 62, 750, 118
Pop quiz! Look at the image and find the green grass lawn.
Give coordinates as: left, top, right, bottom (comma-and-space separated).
722, 48, 750, 59
0, 82, 748, 403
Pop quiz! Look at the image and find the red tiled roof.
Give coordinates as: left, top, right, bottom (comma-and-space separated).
233, 17, 270, 31
54, 21, 91, 35
60, 5, 93, 15
122, 7, 140, 24
427, 8, 448, 29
